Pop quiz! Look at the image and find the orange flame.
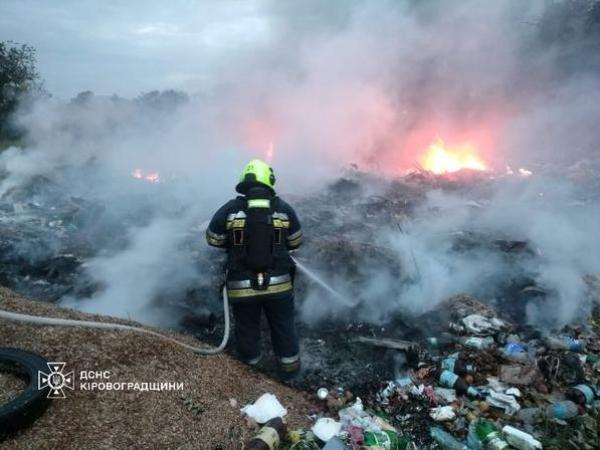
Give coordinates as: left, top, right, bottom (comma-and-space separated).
419, 139, 487, 174
132, 168, 160, 183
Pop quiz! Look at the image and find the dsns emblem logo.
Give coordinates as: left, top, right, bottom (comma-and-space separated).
38, 362, 74, 399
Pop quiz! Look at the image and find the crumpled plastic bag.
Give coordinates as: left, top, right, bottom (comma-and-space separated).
462, 314, 506, 335
240, 393, 287, 423
487, 390, 521, 416
429, 405, 456, 421
433, 387, 457, 404
312, 417, 342, 442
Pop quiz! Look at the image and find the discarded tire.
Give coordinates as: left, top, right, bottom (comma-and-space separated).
0, 348, 52, 437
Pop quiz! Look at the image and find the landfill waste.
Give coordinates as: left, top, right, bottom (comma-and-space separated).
317, 387, 329, 401
289, 434, 321, 450
462, 336, 495, 350
517, 400, 581, 423
472, 420, 510, 450
499, 364, 540, 385
429, 405, 456, 421
439, 370, 484, 399
4, 170, 600, 447
322, 436, 346, 449
427, 333, 457, 350
564, 383, 597, 405
441, 355, 476, 375
430, 426, 467, 450
502, 342, 529, 363
241, 393, 288, 423
486, 390, 521, 416
461, 314, 506, 335
543, 336, 585, 352
246, 417, 286, 450
311, 418, 341, 442
501, 425, 542, 450
433, 387, 458, 404
363, 429, 410, 449
233, 286, 599, 448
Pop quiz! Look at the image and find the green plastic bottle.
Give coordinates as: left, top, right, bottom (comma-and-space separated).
363, 430, 411, 450
475, 420, 509, 450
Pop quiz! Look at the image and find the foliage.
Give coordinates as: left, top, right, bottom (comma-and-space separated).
0, 41, 44, 141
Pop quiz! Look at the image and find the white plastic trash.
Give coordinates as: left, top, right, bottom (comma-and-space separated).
312, 417, 342, 442
240, 393, 288, 423
433, 387, 457, 404
461, 314, 505, 335
429, 405, 456, 422
502, 425, 542, 450
505, 387, 522, 398
487, 391, 521, 416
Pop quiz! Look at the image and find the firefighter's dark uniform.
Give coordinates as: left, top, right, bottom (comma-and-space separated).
206, 186, 303, 376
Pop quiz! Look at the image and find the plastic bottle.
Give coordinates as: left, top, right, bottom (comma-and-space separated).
474, 420, 509, 450
544, 336, 585, 352
518, 400, 580, 423
427, 333, 457, 349
363, 430, 410, 449
322, 437, 347, 450
503, 342, 528, 362
547, 400, 580, 419
441, 356, 476, 375
517, 407, 543, 424
246, 417, 286, 450
439, 370, 484, 399
565, 384, 597, 405
430, 427, 468, 450
462, 336, 495, 350
501, 425, 542, 450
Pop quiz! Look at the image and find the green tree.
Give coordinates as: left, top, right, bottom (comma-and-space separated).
0, 41, 43, 141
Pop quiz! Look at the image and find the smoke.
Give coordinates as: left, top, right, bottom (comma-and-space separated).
299, 175, 600, 328
0, 0, 599, 328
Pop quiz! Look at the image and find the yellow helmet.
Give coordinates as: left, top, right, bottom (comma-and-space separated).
236, 159, 276, 193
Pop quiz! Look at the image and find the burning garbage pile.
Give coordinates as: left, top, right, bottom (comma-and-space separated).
0, 153, 599, 448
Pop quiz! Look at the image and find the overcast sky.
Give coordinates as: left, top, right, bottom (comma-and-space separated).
0, 0, 285, 98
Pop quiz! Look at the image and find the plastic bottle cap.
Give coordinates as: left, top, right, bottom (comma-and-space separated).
317, 388, 329, 400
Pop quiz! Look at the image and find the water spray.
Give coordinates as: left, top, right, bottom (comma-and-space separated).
290, 255, 356, 308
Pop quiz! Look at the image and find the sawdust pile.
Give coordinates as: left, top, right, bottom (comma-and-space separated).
0, 287, 311, 449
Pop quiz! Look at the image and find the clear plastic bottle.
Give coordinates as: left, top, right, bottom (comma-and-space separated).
517, 400, 580, 423
547, 400, 580, 419
544, 336, 585, 352
501, 425, 542, 450
430, 427, 467, 450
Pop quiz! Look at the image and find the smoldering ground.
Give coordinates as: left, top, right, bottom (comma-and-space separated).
0, 0, 599, 330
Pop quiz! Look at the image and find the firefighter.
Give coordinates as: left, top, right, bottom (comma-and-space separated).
206, 159, 303, 378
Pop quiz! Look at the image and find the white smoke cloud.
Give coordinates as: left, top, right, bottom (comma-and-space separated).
1, 0, 598, 329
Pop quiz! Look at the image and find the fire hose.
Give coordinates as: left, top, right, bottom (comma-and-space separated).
0, 287, 230, 355
0, 258, 347, 355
